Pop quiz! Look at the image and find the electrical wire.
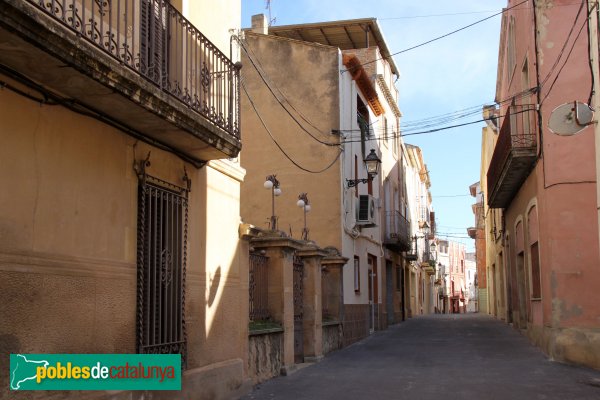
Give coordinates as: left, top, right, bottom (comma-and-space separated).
238, 38, 339, 146
338, 107, 533, 144
239, 38, 323, 133
378, 2, 583, 20
379, 10, 501, 20
241, 80, 343, 174
0, 64, 203, 167
539, 0, 585, 90
540, 4, 591, 105
341, 0, 529, 73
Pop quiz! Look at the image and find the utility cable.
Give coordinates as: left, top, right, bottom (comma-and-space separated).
540, 3, 592, 105
539, 0, 585, 89
338, 107, 533, 144
341, 0, 529, 73
378, 2, 583, 20
241, 80, 343, 174
239, 38, 324, 134
238, 38, 339, 146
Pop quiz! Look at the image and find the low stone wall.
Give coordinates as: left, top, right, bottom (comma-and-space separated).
343, 304, 370, 346
322, 322, 343, 354
248, 330, 283, 384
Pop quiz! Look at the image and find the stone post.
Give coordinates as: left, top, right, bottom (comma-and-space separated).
297, 244, 329, 362
250, 234, 304, 375
321, 248, 349, 324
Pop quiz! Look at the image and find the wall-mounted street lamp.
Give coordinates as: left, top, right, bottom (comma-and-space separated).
346, 149, 382, 188
264, 174, 282, 230
297, 193, 311, 241
429, 241, 437, 261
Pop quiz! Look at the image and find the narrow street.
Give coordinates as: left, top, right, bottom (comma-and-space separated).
242, 314, 600, 400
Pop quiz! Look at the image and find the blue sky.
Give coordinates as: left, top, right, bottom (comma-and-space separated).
241, 0, 508, 251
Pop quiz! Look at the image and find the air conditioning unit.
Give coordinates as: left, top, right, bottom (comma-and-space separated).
356, 194, 377, 227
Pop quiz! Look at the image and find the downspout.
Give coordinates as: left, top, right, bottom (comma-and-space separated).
532, 0, 543, 158
586, 0, 600, 254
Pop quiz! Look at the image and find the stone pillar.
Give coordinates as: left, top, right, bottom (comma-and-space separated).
321, 249, 349, 323
251, 234, 304, 375
297, 245, 329, 362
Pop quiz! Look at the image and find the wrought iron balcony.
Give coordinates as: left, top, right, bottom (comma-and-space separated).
383, 211, 410, 252
487, 104, 537, 208
0, 0, 241, 165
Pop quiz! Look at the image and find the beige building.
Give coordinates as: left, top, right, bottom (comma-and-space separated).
480, 106, 506, 319
240, 16, 411, 346
404, 144, 436, 316
0, 0, 255, 398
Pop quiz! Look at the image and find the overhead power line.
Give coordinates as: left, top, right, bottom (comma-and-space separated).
238, 38, 339, 146
342, 0, 529, 73
378, 1, 583, 20
338, 106, 534, 144
540, 1, 595, 105
241, 81, 343, 174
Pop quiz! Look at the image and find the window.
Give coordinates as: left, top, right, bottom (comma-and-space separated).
507, 16, 516, 82
354, 155, 358, 198
354, 256, 360, 292
528, 206, 541, 300
141, 0, 170, 86
136, 174, 188, 365
383, 117, 389, 147
393, 118, 399, 156
530, 242, 541, 299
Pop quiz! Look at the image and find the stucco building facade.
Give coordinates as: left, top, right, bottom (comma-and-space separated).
404, 144, 436, 317
239, 16, 417, 346
482, 0, 600, 369
0, 0, 255, 398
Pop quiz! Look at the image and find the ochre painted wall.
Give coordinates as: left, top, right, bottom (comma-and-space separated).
0, 77, 249, 397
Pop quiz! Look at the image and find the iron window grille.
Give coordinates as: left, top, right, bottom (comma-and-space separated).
135, 165, 189, 367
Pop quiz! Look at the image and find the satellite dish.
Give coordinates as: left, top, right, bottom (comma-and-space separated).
548, 101, 594, 136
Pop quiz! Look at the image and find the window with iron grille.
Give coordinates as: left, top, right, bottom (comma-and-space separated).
136, 174, 188, 366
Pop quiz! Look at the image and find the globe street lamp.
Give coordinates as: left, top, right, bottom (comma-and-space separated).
264, 175, 281, 230
297, 193, 311, 241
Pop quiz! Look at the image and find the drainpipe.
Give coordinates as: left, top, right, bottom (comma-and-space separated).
587, 0, 600, 252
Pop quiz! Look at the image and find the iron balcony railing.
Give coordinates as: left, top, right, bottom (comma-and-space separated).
384, 211, 410, 251
487, 104, 537, 207
29, 0, 240, 139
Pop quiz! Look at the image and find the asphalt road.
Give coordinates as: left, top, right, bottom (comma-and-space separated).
241, 313, 600, 400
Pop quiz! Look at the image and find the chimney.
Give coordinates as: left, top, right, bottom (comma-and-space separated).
251, 14, 268, 35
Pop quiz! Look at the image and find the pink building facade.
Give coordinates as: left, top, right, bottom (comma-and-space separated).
484, 0, 600, 369
448, 241, 466, 313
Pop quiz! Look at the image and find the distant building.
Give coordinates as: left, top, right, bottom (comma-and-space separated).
465, 252, 477, 312
468, 181, 487, 313
240, 16, 414, 349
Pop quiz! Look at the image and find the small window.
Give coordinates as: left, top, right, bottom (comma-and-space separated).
507, 16, 517, 82
531, 242, 541, 299
383, 117, 389, 147
354, 256, 360, 292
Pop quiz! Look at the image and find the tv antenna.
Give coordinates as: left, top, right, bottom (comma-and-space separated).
265, 0, 276, 26
548, 101, 594, 136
